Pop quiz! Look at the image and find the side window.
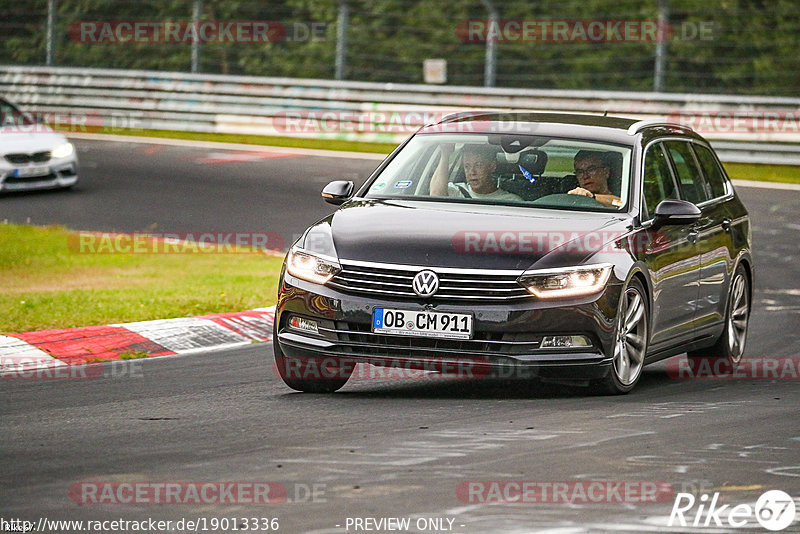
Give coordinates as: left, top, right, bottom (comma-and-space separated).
692, 144, 728, 199
0, 99, 18, 124
664, 141, 710, 204
642, 143, 678, 221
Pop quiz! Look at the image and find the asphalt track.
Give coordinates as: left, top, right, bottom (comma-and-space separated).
0, 137, 382, 247
1, 138, 799, 533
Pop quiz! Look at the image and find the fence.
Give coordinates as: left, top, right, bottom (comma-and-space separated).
3, 0, 799, 95
2, 65, 799, 165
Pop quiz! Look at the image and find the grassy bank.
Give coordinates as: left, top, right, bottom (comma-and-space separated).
723, 162, 800, 185
0, 224, 283, 333
60, 127, 400, 155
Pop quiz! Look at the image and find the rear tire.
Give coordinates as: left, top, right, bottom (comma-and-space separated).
594, 277, 649, 395
272, 336, 353, 393
686, 264, 750, 376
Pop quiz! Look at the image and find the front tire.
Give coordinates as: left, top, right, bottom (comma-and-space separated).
595, 278, 649, 395
686, 264, 750, 375
272, 336, 353, 393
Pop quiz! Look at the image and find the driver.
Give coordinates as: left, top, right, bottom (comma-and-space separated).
430, 144, 522, 202
568, 150, 621, 207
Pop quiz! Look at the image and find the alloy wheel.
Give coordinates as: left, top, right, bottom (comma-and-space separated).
727, 273, 749, 363
613, 286, 648, 386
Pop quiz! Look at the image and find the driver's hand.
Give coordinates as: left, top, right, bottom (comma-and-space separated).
439, 143, 454, 155
568, 187, 593, 197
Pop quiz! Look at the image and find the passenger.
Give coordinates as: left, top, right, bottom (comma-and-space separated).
568, 150, 621, 207
430, 144, 522, 202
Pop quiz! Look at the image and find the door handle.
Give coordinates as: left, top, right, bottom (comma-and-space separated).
687, 229, 699, 244
721, 218, 731, 231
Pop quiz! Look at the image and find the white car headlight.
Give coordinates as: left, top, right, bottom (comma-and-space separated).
517, 264, 613, 299
286, 249, 341, 285
51, 142, 74, 159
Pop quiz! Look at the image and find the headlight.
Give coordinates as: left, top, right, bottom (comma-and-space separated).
517, 264, 613, 299
51, 142, 74, 158
286, 249, 341, 285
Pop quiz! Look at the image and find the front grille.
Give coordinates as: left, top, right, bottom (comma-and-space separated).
4, 172, 57, 183
321, 321, 541, 357
328, 261, 531, 302
5, 151, 51, 164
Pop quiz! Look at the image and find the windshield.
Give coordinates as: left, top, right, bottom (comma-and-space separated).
0, 99, 36, 128
364, 133, 632, 211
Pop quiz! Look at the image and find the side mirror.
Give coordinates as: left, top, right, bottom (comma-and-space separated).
321, 180, 354, 205
652, 199, 701, 227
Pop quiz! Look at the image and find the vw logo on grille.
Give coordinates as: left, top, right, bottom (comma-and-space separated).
412, 270, 439, 297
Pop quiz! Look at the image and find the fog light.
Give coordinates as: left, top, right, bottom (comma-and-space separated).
541, 335, 591, 348
289, 316, 319, 334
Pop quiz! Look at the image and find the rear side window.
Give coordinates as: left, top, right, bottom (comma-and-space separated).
0, 99, 19, 123
692, 144, 728, 199
642, 143, 678, 221
664, 141, 709, 204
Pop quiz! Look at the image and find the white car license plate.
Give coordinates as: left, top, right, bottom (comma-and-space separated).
15, 165, 50, 178
372, 308, 473, 340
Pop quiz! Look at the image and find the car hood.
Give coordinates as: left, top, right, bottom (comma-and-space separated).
0, 129, 67, 155
315, 199, 632, 271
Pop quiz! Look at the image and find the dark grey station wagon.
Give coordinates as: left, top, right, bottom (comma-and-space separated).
273, 113, 753, 394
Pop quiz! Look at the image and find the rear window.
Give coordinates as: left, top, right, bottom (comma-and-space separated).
692, 144, 729, 199
664, 141, 709, 204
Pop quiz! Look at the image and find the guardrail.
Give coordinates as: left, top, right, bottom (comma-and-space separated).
2, 65, 799, 164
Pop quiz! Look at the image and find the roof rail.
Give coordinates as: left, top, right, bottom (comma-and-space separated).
627, 120, 694, 136
432, 110, 498, 126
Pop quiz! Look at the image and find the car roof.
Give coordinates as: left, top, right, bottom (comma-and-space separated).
419, 111, 704, 145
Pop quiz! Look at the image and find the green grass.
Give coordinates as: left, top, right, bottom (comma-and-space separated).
118, 352, 151, 360
0, 224, 284, 333
58, 126, 398, 155
723, 162, 800, 185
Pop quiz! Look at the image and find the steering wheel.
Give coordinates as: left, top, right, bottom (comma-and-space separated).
531, 193, 605, 208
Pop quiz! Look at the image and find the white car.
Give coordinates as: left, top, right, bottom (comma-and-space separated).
0, 97, 79, 192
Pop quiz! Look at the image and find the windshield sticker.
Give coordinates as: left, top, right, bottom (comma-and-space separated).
394, 180, 413, 189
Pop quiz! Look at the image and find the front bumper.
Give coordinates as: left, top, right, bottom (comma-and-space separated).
275, 273, 624, 381
0, 160, 78, 192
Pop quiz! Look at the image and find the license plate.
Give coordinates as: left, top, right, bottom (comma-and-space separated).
15, 165, 50, 178
373, 308, 473, 340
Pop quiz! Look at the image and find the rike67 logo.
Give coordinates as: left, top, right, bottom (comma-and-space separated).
669, 490, 796, 531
